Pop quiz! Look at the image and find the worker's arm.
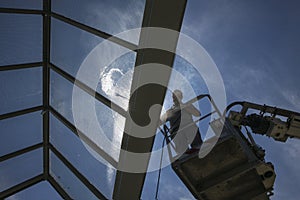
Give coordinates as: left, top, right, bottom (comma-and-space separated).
159, 111, 169, 126
185, 104, 201, 117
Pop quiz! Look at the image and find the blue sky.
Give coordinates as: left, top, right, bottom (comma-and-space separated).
1, 0, 300, 199
179, 1, 300, 200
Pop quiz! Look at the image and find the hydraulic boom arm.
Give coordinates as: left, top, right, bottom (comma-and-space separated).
226, 101, 300, 142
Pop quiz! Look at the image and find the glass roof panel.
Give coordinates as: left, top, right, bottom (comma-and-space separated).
0, 148, 43, 192
96, 51, 135, 110
50, 114, 116, 198
51, 0, 145, 44
0, 13, 42, 66
94, 100, 124, 159
0, 0, 42, 10
51, 18, 135, 110
50, 69, 124, 160
50, 17, 103, 80
0, 67, 42, 115
50, 64, 128, 151
50, 69, 74, 124
0, 111, 42, 157
50, 151, 98, 200
6, 181, 63, 200
71, 81, 125, 161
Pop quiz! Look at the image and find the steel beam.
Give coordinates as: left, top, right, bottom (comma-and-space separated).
51, 12, 138, 52
42, 0, 51, 180
0, 62, 42, 71
0, 106, 43, 120
50, 106, 117, 167
49, 144, 107, 200
49, 63, 127, 117
48, 175, 72, 200
0, 8, 43, 15
113, 0, 187, 199
0, 174, 44, 199
0, 143, 43, 162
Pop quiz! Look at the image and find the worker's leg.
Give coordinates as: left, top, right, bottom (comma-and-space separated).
190, 129, 203, 149
173, 130, 189, 154
184, 125, 202, 149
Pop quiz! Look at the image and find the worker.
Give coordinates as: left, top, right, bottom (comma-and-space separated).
160, 89, 203, 154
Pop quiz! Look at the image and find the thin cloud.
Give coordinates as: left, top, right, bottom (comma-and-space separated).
281, 90, 300, 111
85, 0, 144, 44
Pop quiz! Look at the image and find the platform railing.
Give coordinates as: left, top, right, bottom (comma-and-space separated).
158, 94, 224, 160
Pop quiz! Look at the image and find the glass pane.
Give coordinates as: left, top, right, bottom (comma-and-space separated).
0, 0, 42, 10
50, 66, 126, 160
50, 151, 98, 200
0, 148, 43, 192
71, 82, 124, 160
52, 0, 145, 44
0, 13, 42, 66
6, 181, 63, 200
96, 51, 135, 110
50, 69, 74, 124
0, 111, 42, 157
50, 18, 103, 80
0, 67, 42, 115
50, 104, 119, 198
51, 18, 135, 109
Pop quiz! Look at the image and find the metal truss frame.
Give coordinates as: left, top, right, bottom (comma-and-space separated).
0, 0, 187, 199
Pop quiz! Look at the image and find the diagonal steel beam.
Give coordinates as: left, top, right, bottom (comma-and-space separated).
0, 174, 44, 199
51, 12, 138, 52
0, 106, 43, 120
0, 8, 44, 15
113, 0, 187, 199
50, 106, 117, 167
49, 144, 107, 200
49, 63, 128, 117
0, 143, 43, 162
48, 175, 72, 200
0, 62, 42, 71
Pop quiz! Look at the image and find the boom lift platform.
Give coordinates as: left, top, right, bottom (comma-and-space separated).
163, 95, 300, 200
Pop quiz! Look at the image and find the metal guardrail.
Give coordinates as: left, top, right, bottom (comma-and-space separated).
159, 94, 224, 159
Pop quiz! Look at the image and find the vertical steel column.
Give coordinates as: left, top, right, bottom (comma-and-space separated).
42, 0, 51, 180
